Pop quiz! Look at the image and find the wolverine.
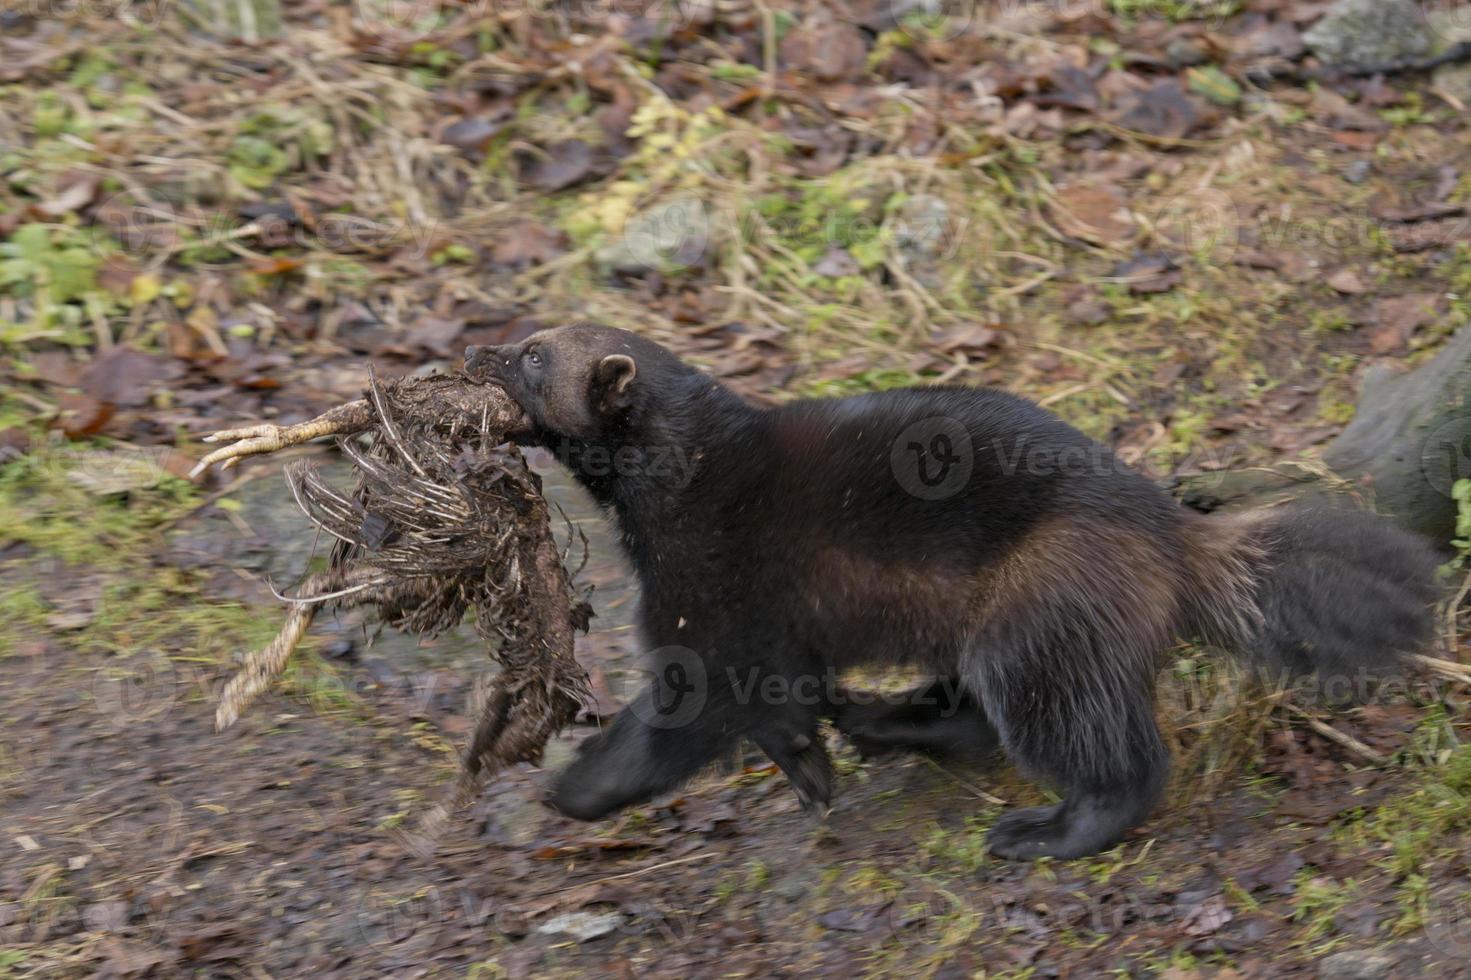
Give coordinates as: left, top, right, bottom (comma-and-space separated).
464, 323, 1439, 860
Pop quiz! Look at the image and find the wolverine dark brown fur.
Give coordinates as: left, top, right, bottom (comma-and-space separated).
465, 324, 1440, 859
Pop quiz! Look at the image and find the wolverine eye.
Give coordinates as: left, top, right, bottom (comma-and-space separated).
524, 349, 543, 368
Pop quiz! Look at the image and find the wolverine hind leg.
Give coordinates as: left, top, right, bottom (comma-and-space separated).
968, 529, 1176, 860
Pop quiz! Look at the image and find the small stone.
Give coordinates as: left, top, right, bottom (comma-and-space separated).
1166, 38, 1208, 68
535, 911, 622, 942
1342, 160, 1372, 184
1303, 0, 1434, 70
1319, 949, 1396, 979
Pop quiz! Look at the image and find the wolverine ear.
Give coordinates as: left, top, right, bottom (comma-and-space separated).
594, 354, 637, 413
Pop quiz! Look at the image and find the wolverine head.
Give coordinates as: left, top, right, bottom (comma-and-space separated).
464, 323, 683, 445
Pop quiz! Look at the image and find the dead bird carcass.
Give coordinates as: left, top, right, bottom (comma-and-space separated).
195, 372, 591, 843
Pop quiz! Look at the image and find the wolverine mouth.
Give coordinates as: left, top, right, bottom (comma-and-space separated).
463, 347, 532, 438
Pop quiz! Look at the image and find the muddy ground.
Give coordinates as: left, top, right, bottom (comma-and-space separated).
4, 0, 1471, 976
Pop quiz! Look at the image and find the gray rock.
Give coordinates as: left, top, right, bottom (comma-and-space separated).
535, 911, 623, 942
1303, 0, 1434, 69
1318, 949, 1397, 979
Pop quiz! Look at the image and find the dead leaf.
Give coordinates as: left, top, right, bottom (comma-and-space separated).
405, 316, 467, 357
1182, 895, 1233, 936
56, 393, 115, 438
1309, 88, 1386, 132
81, 346, 186, 408
1051, 183, 1135, 246
1115, 253, 1180, 294
1107, 80, 1212, 139
491, 221, 568, 270
1033, 61, 1101, 112
1369, 292, 1438, 353
780, 22, 869, 83
442, 117, 506, 153
522, 140, 595, 192
33, 172, 100, 218
1326, 268, 1366, 294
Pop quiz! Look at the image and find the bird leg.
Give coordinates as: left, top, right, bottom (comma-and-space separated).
191, 400, 375, 477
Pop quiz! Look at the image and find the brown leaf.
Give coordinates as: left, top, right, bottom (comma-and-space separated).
1051, 183, 1135, 246
522, 140, 594, 192
403, 316, 466, 358
1309, 88, 1385, 132
780, 22, 870, 83
28, 350, 84, 388
0, 427, 31, 463
491, 221, 567, 269
932, 323, 1005, 355
81, 346, 186, 408
33, 172, 100, 218
442, 117, 505, 153
1107, 80, 1212, 139
1369, 292, 1438, 353
1182, 895, 1233, 937
1033, 61, 1101, 112
1115, 253, 1180, 294
56, 393, 114, 438
1326, 268, 1366, 294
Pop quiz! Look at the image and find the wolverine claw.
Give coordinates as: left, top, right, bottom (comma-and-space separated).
754, 725, 834, 815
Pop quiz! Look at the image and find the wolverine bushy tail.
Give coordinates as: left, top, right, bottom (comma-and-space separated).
1181, 506, 1441, 679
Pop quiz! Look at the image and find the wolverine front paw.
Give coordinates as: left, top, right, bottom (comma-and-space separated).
548, 751, 636, 821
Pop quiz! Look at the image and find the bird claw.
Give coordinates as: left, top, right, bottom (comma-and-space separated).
190, 420, 345, 478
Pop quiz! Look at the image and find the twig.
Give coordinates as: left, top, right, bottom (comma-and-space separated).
1285, 704, 1390, 767
920, 756, 1007, 806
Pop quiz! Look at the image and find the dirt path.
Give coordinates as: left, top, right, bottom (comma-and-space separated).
2, 452, 1469, 978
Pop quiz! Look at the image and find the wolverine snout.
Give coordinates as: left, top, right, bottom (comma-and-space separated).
464, 344, 514, 380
